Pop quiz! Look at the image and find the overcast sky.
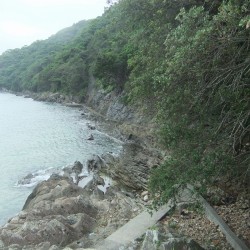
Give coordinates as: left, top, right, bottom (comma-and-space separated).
0, 0, 108, 55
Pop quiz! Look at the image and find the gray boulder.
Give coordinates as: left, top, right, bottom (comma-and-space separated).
87, 123, 96, 130
87, 134, 94, 140
86, 155, 105, 173
17, 173, 34, 185
72, 161, 84, 185
72, 161, 83, 175
93, 173, 105, 186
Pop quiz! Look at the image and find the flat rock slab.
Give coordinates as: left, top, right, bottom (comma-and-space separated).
95, 200, 174, 250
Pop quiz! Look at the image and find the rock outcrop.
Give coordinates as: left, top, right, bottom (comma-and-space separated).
87, 143, 163, 190
15, 91, 84, 107
31, 92, 83, 105
1, 175, 97, 248
0, 172, 143, 249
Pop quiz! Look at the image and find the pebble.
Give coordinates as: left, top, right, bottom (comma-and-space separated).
141, 190, 148, 197
143, 195, 149, 202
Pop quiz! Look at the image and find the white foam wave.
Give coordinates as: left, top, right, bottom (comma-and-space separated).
15, 166, 63, 188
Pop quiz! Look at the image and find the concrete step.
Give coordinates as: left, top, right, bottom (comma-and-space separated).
94, 186, 249, 250
95, 200, 174, 250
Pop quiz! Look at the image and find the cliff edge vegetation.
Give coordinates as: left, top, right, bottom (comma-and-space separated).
0, 0, 249, 207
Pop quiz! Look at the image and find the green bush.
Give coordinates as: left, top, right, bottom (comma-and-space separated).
149, 1, 250, 207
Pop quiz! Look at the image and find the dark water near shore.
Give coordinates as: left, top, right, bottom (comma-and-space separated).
0, 92, 122, 225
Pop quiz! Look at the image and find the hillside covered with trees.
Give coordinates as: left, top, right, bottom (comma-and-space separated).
0, 0, 249, 206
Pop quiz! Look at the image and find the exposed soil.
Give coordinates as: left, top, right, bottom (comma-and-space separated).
214, 196, 250, 248
159, 194, 249, 250
161, 209, 232, 249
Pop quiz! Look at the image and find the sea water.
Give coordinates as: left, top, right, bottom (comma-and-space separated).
0, 92, 122, 225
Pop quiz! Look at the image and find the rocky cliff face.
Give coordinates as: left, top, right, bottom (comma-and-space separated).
86, 76, 155, 128
83, 79, 164, 192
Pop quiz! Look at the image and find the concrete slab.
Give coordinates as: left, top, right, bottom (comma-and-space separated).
95, 199, 174, 250
96, 185, 249, 250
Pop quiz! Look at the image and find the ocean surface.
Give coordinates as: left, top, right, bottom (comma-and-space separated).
0, 92, 122, 225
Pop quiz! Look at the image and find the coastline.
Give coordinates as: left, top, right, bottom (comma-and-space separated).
0, 90, 162, 249
0, 90, 249, 250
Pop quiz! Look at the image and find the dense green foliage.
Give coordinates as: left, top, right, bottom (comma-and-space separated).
0, 0, 249, 206
0, 20, 90, 94
149, 1, 250, 206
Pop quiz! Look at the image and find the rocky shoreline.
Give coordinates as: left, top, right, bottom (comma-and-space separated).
11, 89, 159, 146
0, 169, 144, 249
0, 90, 165, 249
0, 131, 164, 249
0, 90, 249, 250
